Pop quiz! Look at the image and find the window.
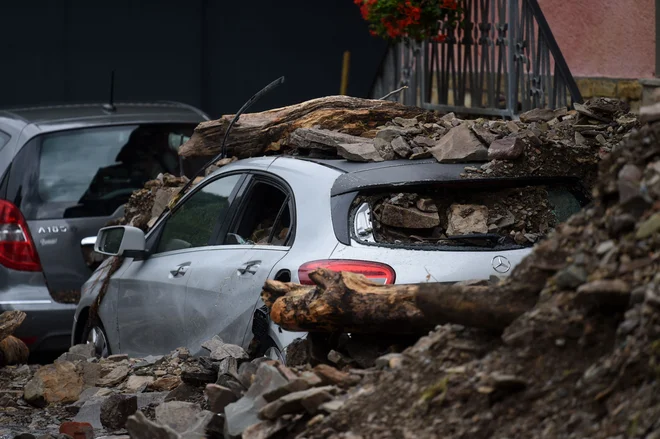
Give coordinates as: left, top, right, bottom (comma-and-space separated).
155, 174, 243, 254
225, 181, 293, 246
9, 123, 195, 220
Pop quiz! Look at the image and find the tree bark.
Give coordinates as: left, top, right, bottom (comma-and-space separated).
261, 268, 539, 334
178, 96, 427, 159
0, 311, 29, 366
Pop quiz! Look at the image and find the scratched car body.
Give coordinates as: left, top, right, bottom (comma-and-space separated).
0, 102, 209, 354
74, 156, 589, 360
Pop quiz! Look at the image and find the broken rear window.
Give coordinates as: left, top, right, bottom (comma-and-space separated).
352, 180, 587, 250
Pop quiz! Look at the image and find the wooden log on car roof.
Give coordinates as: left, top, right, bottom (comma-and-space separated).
178, 95, 426, 159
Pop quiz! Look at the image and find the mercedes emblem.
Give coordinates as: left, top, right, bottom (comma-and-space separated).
491, 255, 512, 274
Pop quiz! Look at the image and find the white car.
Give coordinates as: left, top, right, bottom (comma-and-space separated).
72, 156, 588, 360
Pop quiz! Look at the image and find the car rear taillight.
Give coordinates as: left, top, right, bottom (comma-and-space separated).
298, 260, 395, 285
0, 200, 42, 272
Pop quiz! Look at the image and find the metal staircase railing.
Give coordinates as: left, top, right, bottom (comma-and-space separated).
370, 0, 583, 118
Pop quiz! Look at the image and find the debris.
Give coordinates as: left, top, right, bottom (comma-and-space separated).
178, 96, 425, 159
258, 387, 334, 420
391, 136, 412, 158
154, 401, 203, 433
336, 142, 383, 162
126, 411, 180, 439
488, 137, 525, 160
446, 204, 489, 236
205, 384, 237, 413
100, 394, 138, 431
125, 375, 155, 393
59, 422, 94, 439
97, 364, 130, 387
430, 124, 488, 163
201, 336, 249, 362
519, 108, 557, 123
150, 376, 182, 392
224, 364, 288, 437
24, 362, 84, 407
380, 203, 440, 229
287, 128, 369, 153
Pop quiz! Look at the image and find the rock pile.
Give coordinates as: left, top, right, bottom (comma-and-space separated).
289, 99, 660, 438
117, 99, 638, 246
1, 333, 399, 439
358, 183, 581, 247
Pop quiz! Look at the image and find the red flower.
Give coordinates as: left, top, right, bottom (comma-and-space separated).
408, 6, 421, 21
442, 0, 458, 10
433, 34, 448, 42
353, 0, 362, 5
360, 3, 370, 19
369, 29, 378, 36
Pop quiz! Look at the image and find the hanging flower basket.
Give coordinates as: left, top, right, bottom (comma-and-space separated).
354, 0, 462, 43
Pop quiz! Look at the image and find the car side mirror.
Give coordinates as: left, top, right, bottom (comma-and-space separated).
95, 226, 146, 258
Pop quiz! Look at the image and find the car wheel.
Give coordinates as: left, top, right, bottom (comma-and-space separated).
81, 323, 110, 358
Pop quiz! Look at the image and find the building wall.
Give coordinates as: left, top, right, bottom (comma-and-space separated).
539, 0, 655, 79
0, 1, 386, 118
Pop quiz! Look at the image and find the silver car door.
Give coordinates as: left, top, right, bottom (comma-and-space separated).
184, 174, 293, 353
116, 173, 246, 357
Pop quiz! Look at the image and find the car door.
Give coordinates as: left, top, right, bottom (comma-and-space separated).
184, 174, 294, 353
116, 172, 246, 357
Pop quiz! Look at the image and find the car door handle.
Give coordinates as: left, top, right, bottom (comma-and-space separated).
81, 236, 96, 246
238, 261, 260, 275
170, 264, 190, 277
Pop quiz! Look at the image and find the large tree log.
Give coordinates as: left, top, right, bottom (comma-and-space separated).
178, 96, 427, 159
261, 238, 570, 334
0, 311, 29, 366
261, 268, 537, 334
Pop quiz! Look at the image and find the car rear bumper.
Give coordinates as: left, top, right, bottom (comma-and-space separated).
0, 287, 76, 353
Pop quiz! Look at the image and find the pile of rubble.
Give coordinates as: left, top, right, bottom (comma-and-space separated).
358, 184, 577, 246
0, 333, 399, 439
118, 98, 638, 246
286, 100, 660, 437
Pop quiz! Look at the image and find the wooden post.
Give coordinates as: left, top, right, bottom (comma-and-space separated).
340, 51, 351, 95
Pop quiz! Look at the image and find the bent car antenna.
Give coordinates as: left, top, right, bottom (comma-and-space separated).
157, 75, 285, 222
102, 71, 116, 113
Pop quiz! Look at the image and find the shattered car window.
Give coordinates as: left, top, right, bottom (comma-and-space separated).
353, 182, 585, 249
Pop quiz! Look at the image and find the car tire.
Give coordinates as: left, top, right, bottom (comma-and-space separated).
80, 321, 111, 358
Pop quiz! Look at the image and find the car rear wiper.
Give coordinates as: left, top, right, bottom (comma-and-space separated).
149, 76, 286, 228
439, 233, 511, 248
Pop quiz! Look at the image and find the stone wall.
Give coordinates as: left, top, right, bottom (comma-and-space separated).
575, 77, 643, 113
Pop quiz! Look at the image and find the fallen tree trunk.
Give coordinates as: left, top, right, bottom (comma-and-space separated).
261, 268, 537, 333
178, 95, 427, 159
0, 311, 29, 366
262, 237, 570, 334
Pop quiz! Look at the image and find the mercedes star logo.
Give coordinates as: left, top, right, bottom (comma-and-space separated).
491, 255, 511, 274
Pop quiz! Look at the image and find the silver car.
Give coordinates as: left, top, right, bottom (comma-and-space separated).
73, 156, 587, 359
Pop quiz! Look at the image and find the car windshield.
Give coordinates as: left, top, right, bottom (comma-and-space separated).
15, 123, 196, 219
